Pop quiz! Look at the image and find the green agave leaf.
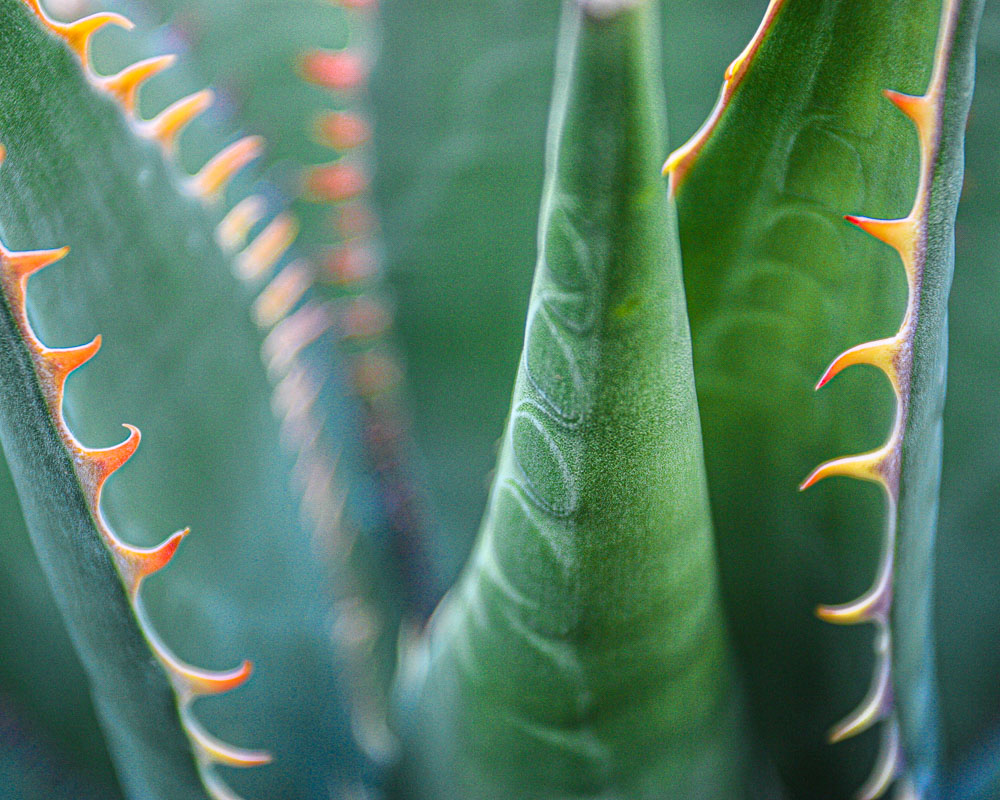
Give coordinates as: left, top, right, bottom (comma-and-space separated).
669, 0, 981, 795
106, 0, 438, 616
92, 0, 432, 740
0, 1, 370, 796
369, 0, 767, 601
104, 0, 359, 256
934, 0, 1000, 765
396, 2, 748, 797
0, 454, 118, 789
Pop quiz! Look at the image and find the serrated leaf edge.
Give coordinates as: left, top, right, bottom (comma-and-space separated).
796, 1, 963, 797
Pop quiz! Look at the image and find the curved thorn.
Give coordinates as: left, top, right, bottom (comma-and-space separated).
79, 423, 140, 500
262, 302, 333, 377
142, 89, 215, 152
304, 162, 368, 203
817, 582, 891, 625
217, 195, 266, 253
254, 260, 311, 328
1, 245, 70, 282
353, 352, 403, 398
183, 712, 271, 767
101, 54, 176, 113
342, 297, 391, 340
201, 771, 251, 800
315, 111, 370, 150
190, 136, 264, 202
336, 202, 376, 238
815, 337, 901, 390
844, 215, 918, 262
325, 244, 377, 283
116, 528, 188, 598
857, 719, 901, 800
829, 631, 892, 742
237, 213, 298, 281
799, 450, 887, 491
884, 89, 934, 131
59, 13, 134, 63
41, 334, 102, 394
169, 658, 254, 699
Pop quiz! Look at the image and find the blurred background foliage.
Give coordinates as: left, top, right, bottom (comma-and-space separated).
1, 0, 999, 797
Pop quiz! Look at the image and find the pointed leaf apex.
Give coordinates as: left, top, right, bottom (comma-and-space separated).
190, 136, 264, 201
578, 0, 648, 20
662, 0, 786, 195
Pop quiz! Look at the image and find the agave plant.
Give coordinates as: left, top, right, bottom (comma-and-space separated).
0, 0, 998, 798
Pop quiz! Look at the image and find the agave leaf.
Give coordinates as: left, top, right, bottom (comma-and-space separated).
396, 2, 749, 797
0, 1, 370, 796
105, 0, 438, 616
668, 0, 982, 795
0, 2, 270, 796
93, 0, 432, 744
369, 0, 768, 600
0, 456, 118, 789
934, 0, 1000, 764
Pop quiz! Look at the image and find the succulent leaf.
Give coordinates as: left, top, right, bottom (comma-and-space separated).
0, 206, 250, 796
0, 452, 119, 788
667, 0, 982, 795
0, 0, 371, 795
934, 0, 1000, 765
397, 3, 748, 797
99, 0, 436, 751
